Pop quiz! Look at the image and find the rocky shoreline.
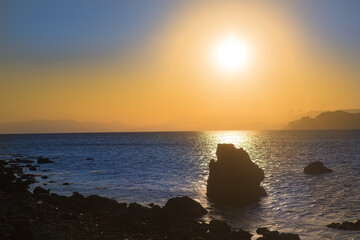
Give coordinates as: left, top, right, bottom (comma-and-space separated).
2, 152, 356, 240
0, 157, 304, 240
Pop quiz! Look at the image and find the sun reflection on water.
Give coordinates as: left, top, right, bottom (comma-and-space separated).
205, 131, 257, 160
213, 131, 251, 146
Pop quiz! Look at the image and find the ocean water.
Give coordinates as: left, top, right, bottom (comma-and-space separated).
0, 130, 359, 239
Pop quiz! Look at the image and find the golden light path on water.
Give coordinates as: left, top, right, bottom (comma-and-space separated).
192, 130, 360, 240
210, 131, 263, 166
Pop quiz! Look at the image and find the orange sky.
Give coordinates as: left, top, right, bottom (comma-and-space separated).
1, 1, 359, 131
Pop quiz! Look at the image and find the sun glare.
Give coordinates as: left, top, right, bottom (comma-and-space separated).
212, 35, 252, 73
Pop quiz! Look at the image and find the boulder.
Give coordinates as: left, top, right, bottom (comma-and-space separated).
256, 227, 301, 240
231, 229, 253, 239
279, 233, 301, 240
257, 227, 270, 235
83, 194, 122, 212
33, 186, 50, 196
11, 158, 34, 164
37, 157, 54, 164
163, 196, 207, 218
327, 220, 360, 230
303, 161, 333, 174
207, 144, 266, 204
208, 220, 231, 234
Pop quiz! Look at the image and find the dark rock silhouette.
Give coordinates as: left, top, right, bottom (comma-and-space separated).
304, 161, 333, 174
26, 165, 37, 171
33, 186, 50, 196
82, 194, 122, 212
37, 157, 54, 164
208, 220, 231, 234
10, 158, 34, 164
163, 196, 207, 218
207, 144, 266, 204
327, 220, 360, 231
285, 110, 360, 130
256, 227, 301, 240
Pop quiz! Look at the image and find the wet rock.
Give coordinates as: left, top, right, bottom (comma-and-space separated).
327, 220, 360, 230
41, 175, 48, 179
207, 144, 266, 204
304, 161, 333, 174
37, 157, 54, 164
10, 158, 34, 164
257, 227, 270, 235
208, 220, 231, 235
256, 227, 300, 240
62, 182, 71, 185
33, 186, 50, 196
163, 196, 207, 218
231, 229, 253, 239
264, 230, 279, 239
20, 173, 33, 179
26, 165, 37, 171
279, 233, 301, 240
86, 157, 94, 160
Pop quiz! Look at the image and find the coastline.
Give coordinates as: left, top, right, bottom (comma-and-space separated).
0, 157, 302, 240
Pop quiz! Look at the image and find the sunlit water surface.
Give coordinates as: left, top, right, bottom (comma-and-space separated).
1, 131, 359, 239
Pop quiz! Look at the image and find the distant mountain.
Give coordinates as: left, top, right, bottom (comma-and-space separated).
0, 120, 133, 134
340, 108, 360, 114
290, 108, 360, 121
284, 111, 360, 130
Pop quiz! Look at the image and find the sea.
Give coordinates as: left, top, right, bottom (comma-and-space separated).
0, 130, 359, 240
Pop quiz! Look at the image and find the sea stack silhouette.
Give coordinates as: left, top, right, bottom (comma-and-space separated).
207, 144, 266, 204
304, 161, 333, 174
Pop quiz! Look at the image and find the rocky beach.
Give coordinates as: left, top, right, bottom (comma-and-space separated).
0, 154, 305, 240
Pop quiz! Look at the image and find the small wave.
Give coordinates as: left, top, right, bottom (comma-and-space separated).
47, 172, 73, 176
92, 186, 108, 189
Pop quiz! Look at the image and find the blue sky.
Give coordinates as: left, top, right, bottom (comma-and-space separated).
1, 1, 359, 63
0, 1, 179, 61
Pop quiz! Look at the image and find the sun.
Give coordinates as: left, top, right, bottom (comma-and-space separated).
212, 34, 252, 73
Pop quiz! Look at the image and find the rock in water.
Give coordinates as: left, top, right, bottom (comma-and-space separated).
37, 157, 54, 164
303, 161, 333, 174
207, 144, 266, 204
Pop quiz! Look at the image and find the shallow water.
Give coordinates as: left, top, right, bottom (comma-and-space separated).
1, 130, 359, 239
